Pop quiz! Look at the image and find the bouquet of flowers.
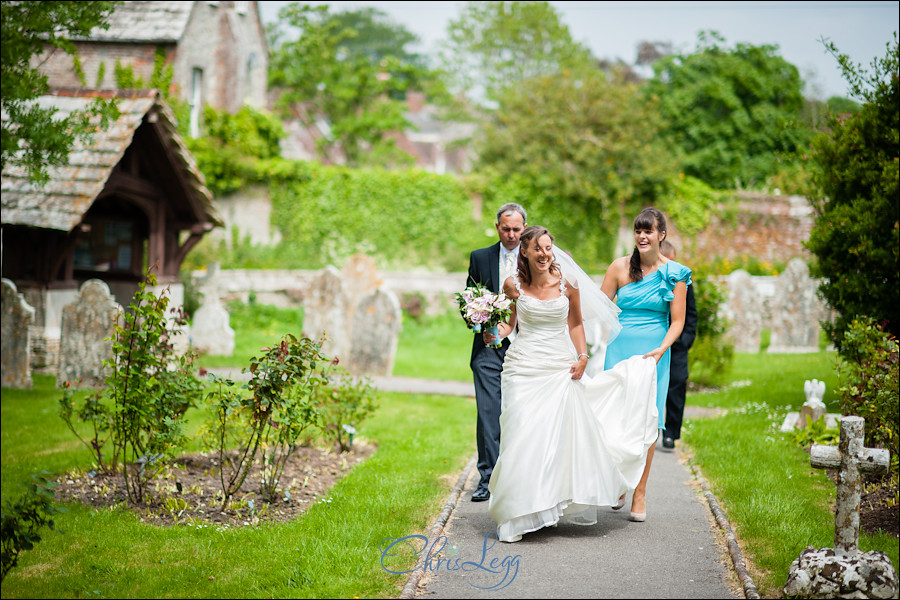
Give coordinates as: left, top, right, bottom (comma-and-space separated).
455, 283, 514, 348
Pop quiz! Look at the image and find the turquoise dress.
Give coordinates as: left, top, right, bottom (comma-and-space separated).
604, 261, 692, 430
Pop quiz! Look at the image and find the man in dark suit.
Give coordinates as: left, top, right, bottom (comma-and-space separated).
660, 240, 698, 451
465, 203, 527, 501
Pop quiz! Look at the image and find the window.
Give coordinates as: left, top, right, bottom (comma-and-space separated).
189, 67, 203, 138
73, 219, 136, 273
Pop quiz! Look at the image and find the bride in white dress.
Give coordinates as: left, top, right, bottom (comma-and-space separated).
484, 225, 659, 543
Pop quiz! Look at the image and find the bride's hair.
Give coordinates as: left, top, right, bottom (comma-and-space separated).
517, 226, 560, 286
629, 207, 667, 282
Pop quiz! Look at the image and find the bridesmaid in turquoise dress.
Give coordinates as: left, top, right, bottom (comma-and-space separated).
601, 207, 691, 523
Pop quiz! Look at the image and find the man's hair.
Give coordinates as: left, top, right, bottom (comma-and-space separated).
496, 202, 527, 224
660, 240, 676, 258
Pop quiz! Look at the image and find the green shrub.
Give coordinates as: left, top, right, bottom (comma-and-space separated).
837, 317, 899, 462
1, 472, 65, 582
806, 35, 899, 349
315, 367, 378, 453
204, 334, 328, 504
58, 272, 203, 503
689, 269, 734, 386
270, 163, 484, 272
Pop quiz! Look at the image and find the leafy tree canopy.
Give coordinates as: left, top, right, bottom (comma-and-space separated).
644, 31, 811, 189
806, 33, 899, 349
1, 0, 120, 183
268, 3, 435, 167
439, 1, 594, 106
475, 68, 677, 267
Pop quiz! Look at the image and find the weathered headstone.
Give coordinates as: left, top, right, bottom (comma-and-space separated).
303, 266, 350, 360
722, 269, 764, 353
783, 416, 897, 598
1, 278, 36, 388
191, 299, 235, 356
342, 253, 381, 304
57, 279, 122, 388
769, 259, 821, 353
347, 287, 402, 376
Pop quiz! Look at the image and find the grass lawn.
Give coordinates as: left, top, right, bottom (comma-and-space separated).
683, 351, 899, 596
5, 302, 897, 598
1, 377, 475, 598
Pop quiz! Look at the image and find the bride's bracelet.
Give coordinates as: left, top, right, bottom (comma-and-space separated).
577, 353, 589, 361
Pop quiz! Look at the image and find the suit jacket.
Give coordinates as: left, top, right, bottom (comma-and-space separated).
670, 283, 698, 378
466, 242, 511, 366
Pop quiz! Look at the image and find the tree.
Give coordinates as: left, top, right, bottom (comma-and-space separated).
1, 1, 120, 183
439, 1, 594, 105
268, 3, 420, 167
475, 68, 677, 268
806, 33, 899, 350
644, 31, 811, 189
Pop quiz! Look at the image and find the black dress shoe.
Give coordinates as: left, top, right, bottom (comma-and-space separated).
471, 488, 490, 502
661, 436, 675, 451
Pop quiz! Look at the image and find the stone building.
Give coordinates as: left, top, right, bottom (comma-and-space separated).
1, 89, 221, 373
35, 1, 268, 137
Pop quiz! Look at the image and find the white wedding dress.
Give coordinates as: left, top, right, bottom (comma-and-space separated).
488, 275, 659, 542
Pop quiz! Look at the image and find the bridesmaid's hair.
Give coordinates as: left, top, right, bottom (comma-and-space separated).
517, 225, 560, 287
629, 207, 667, 282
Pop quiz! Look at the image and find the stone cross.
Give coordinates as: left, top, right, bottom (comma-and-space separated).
810, 416, 890, 556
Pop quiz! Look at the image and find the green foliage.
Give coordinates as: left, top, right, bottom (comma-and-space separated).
1, 0, 121, 183
314, 367, 378, 452
268, 3, 415, 166
204, 334, 328, 504
439, 1, 594, 104
806, 34, 899, 348
112, 46, 174, 96
270, 162, 483, 271
689, 270, 734, 386
474, 70, 677, 269
645, 31, 811, 189
184, 104, 286, 196
107, 272, 202, 502
1, 472, 65, 582
664, 174, 722, 237
837, 317, 899, 460
788, 415, 839, 448
58, 385, 111, 471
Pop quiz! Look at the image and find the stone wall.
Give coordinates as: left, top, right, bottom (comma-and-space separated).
678, 192, 815, 267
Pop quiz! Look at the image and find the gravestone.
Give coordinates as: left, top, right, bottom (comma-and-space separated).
347, 287, 402, 376
191, 299, 235, 356
1, 278, 36, 388
722, 269, 764, 352
798, 379, 827, 429
303, 266, 351, 360
769, 259, 821, 353
342, 253, 381, 305
57, 279, 123, 388
783, 416, 897, 598
780, 380, 841, 433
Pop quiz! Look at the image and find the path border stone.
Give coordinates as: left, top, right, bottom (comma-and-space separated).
399, 454, 477, 599
690, 462, 761, 599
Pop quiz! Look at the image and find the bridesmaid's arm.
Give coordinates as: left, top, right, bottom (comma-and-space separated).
644, 280, 687, 364
566, 284, 589, 380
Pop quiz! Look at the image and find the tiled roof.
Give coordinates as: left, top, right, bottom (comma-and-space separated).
77, 1, 195, 43
1, 89, 219, 231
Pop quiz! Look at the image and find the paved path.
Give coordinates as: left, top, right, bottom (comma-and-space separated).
208, 369, 743, 598
414, 436, 741, 599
